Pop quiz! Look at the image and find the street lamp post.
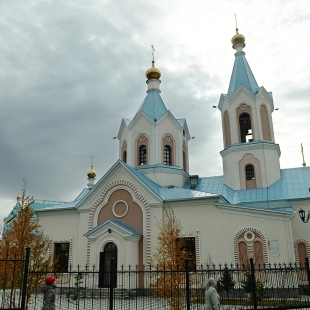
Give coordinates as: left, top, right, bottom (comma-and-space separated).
299, 208, 310, 223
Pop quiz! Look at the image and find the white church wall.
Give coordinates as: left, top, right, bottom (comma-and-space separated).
163, 199, 294, 265
222, 147, 280, 190
149, 205, 164, 264
38, 210, 80, 266
76, 211, 91, 266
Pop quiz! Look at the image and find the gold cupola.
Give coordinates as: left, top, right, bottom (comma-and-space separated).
231, 28, 245, 48
145, 45, 161, 80
87, 168, 96, 179
87, 157, 96, 179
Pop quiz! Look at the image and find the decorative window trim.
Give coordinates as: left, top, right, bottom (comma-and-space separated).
244, 231, 255, 242
260, 104, 272, 141
182, 140, 187, 172
239, 154, 262, 189
112, 200, 129, 218
294, 239, 310, 264
195, 234, 201, 267
223, 110, 231, 147
234, 227, 268, 266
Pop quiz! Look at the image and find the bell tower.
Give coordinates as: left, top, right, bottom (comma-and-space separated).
117, 46, 191, 187
218, 28, 281, 190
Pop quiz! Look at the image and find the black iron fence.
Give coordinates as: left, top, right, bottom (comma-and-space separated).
1, 250, 310, 309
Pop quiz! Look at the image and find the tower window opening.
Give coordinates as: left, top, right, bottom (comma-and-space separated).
123, 151, 127, 163
246, 164, 255, 180
164, 145, 171, 165
139, 145, 147, 165
239, 113, 253, 143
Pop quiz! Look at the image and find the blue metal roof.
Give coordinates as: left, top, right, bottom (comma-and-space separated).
108, 219, 142, 235
177, 118, 185, 126
190, 167, 310, 206
5, 188, 92, 220
160, 186, 216, 200
227, 52, 260, 98
84, 219, 142, 237
6, 165, 308, 221
34, 188, 91, 210
137, 89, 168, 121
122, 161, 162, 198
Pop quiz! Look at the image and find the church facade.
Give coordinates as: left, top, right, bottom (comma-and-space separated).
4, 30, 310, 272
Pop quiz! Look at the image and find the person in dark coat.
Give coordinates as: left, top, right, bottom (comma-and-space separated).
41, 275, 56, 310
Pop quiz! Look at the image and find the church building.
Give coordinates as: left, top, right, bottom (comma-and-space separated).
4, 29, 310, 273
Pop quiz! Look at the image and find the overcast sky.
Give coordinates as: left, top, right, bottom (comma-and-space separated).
1, 0, 310, 225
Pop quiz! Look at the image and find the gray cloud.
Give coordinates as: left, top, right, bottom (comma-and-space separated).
1, 0, 310, 224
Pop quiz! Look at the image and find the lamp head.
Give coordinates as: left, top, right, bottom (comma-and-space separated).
299, 209, 306, 222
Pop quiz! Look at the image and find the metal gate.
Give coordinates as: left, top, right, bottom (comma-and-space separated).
0, 248, 30, 310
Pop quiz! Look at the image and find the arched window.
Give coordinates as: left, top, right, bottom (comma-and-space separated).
123, 151, 127, 163
162, 135, 174, 166
139, 145, 147, 165
239, 112, 253, 143
235, 229, 267, 268
254, 241, 264, 267
238, 241, 248, 267
246, 165, 255, 180
296, 241, 308, 281
164, 145, 171, 165
245, 164, 256, 189
298, 242, 307, 267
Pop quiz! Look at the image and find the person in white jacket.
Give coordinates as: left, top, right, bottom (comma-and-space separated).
204, 278, 220, 310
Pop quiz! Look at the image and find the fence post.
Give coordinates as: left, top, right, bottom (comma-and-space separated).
249, 258, 257, 310
21, 247, 30, 310
305, 257, 310, 288
185, 258, 190, 310
109, 257, 114, 310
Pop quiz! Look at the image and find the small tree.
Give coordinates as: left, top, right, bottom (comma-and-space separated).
0, 182, 53, 309
217, 265, 235, 295
150, 208, 190, 310
241, 268, 265, 302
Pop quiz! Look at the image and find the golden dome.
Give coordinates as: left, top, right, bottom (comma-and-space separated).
87, 156, 96, 178
17, 194, 21, 200
145, 61, 161, 80
87, 168, 96, 179
146, 46, 161, 80
231, 29, 245, 47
